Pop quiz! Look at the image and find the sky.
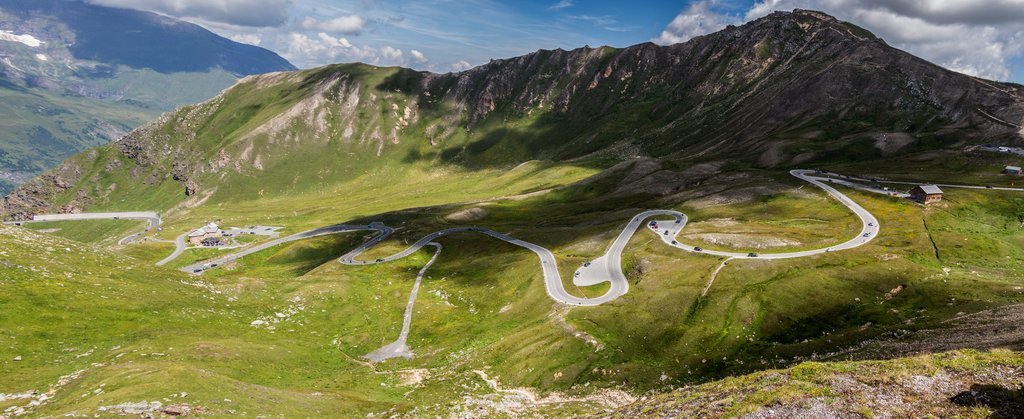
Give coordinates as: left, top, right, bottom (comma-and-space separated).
84, 0, 1024, 83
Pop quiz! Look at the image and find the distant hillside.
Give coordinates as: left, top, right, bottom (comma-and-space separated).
0, 0, 294, 76
3, 9, 1022, 219
0, 0, 295, 193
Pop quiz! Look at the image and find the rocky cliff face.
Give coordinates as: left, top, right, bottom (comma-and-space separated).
3, 9, 1024, 219
410, 9, 1023, 157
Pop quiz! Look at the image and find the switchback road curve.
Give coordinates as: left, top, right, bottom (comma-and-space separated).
180, 170, 881, 306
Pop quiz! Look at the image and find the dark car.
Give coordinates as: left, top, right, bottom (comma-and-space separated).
671, 240, 678, 245
694, 247, 703, 252
986, 185, 994, 189
193, 269, 202, 273
748, 252, 758, 257
375, 258, 384, 262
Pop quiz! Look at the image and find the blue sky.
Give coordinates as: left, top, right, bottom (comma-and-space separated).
87, 0, 1024, 82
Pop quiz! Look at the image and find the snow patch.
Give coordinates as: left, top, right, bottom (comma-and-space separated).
0, 30, 43, 47
34, 54, 48, 61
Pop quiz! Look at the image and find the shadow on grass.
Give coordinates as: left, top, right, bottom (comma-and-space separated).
950, 384, 1024, 418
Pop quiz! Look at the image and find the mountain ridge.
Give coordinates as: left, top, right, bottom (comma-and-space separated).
3, 9, 1024, 219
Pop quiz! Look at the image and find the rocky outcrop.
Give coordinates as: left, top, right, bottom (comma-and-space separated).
409, 9, 1024, 157
0, 160, 85, 220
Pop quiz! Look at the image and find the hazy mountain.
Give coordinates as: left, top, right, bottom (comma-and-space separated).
0, 0, 295, 193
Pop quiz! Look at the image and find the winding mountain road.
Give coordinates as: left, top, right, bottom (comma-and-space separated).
364, 242, 442, 362
21, 168, 991, 307
179, 170, 882, 307
16, 169, 1021, 361
155, 233, 188, 266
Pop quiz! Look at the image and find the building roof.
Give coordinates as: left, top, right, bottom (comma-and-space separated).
915, 185, 943, 195
188, 222, 220, 237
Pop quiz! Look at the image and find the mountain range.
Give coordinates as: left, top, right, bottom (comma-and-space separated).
0, 0, 294, 193
3, 9, 1023, 218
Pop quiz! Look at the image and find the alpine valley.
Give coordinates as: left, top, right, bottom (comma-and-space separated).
1, 9, 1023, 418
0, 0, 295, 193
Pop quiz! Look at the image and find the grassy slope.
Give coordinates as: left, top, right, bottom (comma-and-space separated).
5, 63, 1024, 415
22, 219, 145, 245
5, 166, 1024, 416
613, 349, 1024, 417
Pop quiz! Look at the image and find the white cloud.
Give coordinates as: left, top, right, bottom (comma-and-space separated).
85, 0, 289, 27
652, 1, 736, 45
228, 33, 262, 46
279, 32, 407, 68
549, 0, 573, 10
410, 49, 428, 63
300, 15, 366, 35
451, 60, 473, 72
380, 46, 403, 62
317, 32, 353, 48
656, 0, 1024, 81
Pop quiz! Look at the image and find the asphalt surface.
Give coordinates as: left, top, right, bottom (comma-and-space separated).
173, 169, 885, 307
643, 170, 882, 260
180, 224, 376, 273
156, 233, 188, 267
363, 242, 442, 362
819, 171, 1024, 193
157, 225, 282, 267
11, 212, 161, 245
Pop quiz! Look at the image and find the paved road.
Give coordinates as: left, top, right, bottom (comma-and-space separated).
180, 224, 378, 273
182, 170, 884, 306
157, 226, 283, 267
364, 242, 442, 362
156, 233, 188, 266
9, 212, 161, 245
639, 170, 882, 260
816, 170, 1024, 192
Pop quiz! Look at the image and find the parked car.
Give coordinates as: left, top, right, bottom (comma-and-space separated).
748, 252, 758, 257
694, 247, 703, 252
